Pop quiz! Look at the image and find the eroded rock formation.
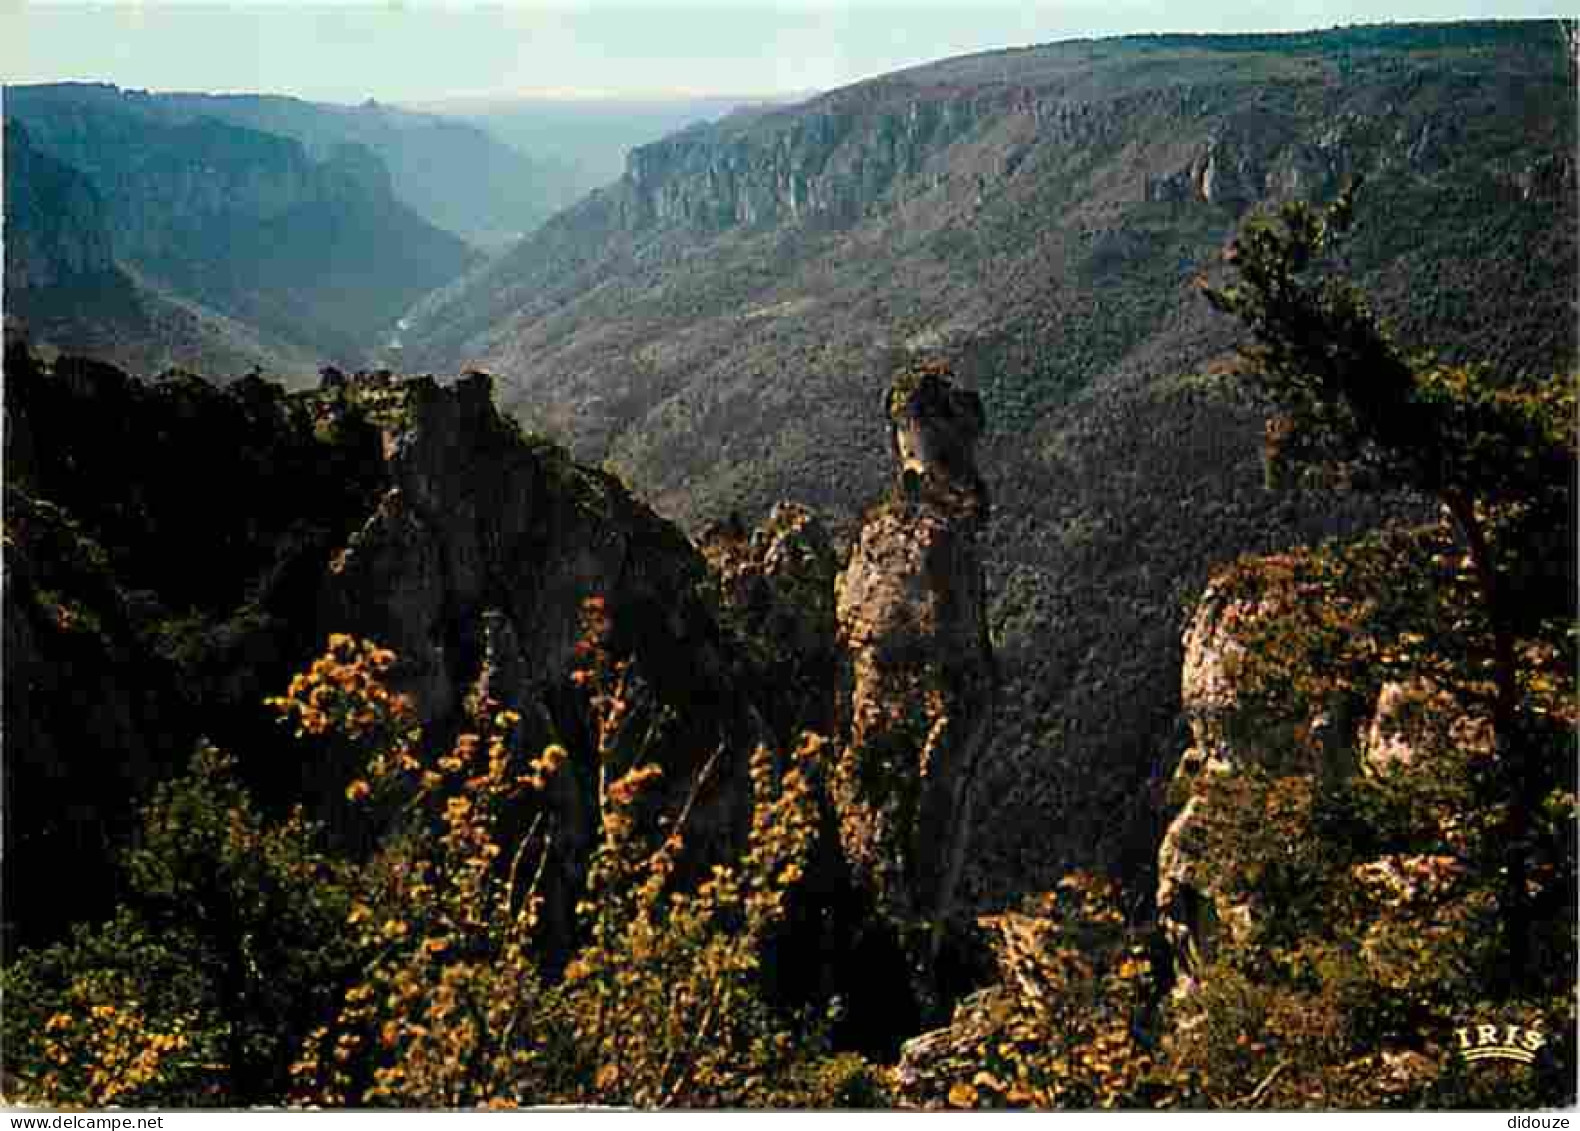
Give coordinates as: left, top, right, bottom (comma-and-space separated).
1155, 559, 1496, 1001
832, 361, 994, 980
1155, 569, 1350, 998
699, 502, 841, 736
314, 369, 782, 950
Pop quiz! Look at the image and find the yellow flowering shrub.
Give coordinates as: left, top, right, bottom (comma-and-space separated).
288, 601, 880, 1108
3, 743, 359, 1107
33, 974, 195, 1107
904, 872, 1175, 1110
265, 633, 418, 791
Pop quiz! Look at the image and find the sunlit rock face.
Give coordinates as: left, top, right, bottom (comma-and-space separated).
833, 361, 994, 989
1155, 560, 1493, 1003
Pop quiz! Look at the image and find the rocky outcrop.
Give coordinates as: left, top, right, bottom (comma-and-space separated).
1361, 675, 1494, 777
1155, 581, 1257, 995
833, 361, 994, 982
693, 396, 999, 1045
1145, 126, 1350, 208
316, 369, 753, 746
1155, 559, 1493, 998
1155, 569, 1351, 994
0, 353, 775, 953
1169, 566, 1343, 776
312, 370, 779, 948
699, 502, 841, 735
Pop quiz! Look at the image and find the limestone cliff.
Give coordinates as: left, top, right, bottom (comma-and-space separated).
621, 90, 999, 231
1154, 557, 1494, 1000
832, 361, 994, 978
1156, 567, 1357, 996
317, 369, 770, 840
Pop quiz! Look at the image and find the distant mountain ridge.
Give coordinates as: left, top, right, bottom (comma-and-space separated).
7, 82, 570, 250
5, 83, 482, 372
409, 95, 783, 211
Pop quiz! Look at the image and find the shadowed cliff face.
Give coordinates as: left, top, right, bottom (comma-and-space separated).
313, 370, 789, 950
2, 122, 117, 289
0, 350, 777, 953
833, 363, 994, 997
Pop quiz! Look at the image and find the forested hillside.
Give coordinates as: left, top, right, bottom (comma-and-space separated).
2, 121, 327, 377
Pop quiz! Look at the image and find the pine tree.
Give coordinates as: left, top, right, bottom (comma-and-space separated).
1200, 181, 1576, 991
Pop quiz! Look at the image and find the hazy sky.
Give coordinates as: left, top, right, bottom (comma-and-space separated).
2, 1, 1570, 104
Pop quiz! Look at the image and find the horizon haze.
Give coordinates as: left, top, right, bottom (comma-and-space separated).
4, 1, 1571, 105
